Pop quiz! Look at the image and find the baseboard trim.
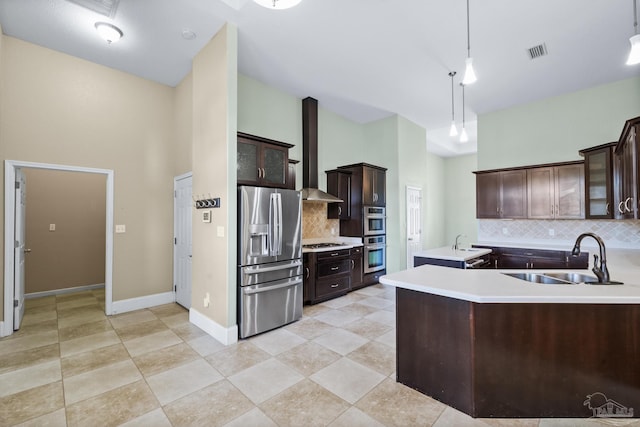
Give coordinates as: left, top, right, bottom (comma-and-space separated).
25, 283, 105, 299
111, 291, 175, 315
189, 308, 238, 346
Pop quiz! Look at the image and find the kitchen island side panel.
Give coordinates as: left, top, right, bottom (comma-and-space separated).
395, 286, 640, 418
473, 302, 640, 418
396, 288, 474, 415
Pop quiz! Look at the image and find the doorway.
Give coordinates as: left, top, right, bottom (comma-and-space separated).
406, 186, 422, 268
173, 172, 192, 309
3, 160, 114, 337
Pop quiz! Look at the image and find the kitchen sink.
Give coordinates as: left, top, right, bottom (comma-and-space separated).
542, 272, 598, 284
502, 272, 575, 285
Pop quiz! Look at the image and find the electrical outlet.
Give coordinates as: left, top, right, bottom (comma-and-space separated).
115, 225, 126, 233
49, 224, 56, 232
203, 292, 210, 308
548, 229, 555, 236
502, 227, 508, 235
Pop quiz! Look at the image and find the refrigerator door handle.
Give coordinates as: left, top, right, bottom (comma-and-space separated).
243, 260, 302, 274
243, 278, 303, 295
269, 193, 282, 256
276, 193, 283, 255
268, 193, 275, 255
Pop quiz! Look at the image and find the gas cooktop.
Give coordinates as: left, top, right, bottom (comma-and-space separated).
302, 243, 347, 249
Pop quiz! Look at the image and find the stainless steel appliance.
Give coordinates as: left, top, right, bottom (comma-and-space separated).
363, 206, 386, 235
237, 186, 302, 338
364, 235, 386, 274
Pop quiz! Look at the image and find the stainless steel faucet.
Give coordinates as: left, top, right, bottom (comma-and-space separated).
453, 234, 466, 251
571, 232, 609, 283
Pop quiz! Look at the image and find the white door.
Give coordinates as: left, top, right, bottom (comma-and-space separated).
406, 186, 422, 268
174, 174, 192, 309
14, 169, 27, 329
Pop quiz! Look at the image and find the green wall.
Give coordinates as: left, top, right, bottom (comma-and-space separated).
478, 76, 640, 170
444, 154, 478, 245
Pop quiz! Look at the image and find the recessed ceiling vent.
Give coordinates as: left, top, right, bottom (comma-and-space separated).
527, 43, 548, 60
66, 0, 120, 18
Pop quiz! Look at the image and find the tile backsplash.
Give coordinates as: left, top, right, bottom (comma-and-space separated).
302, 202, 339, 239
478, 219, 640, 249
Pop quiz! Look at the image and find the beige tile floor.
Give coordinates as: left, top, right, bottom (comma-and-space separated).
0, 285, 637, 427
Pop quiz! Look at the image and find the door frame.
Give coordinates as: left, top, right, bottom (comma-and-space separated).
406, 185, 423, 269
173, 171, 192, 309
3, 160, 114, 337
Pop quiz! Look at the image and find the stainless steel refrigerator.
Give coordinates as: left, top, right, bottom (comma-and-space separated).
237, 186, 303, 338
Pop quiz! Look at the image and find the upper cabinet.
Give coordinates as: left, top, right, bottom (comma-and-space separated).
362, 166, 386, 206
326, 169, 352, 219
527, 163, 584, 219
614, 116, 640, 219
475, 170, 527, 219
237, 132, 293, 188
475, 161, 584, 220
580, 143, 616, 219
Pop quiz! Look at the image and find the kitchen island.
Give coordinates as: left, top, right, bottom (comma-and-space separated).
380, 259, 640, 418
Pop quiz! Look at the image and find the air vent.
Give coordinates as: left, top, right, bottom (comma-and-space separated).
66, 0, 120, 18
527, 43, 548, 60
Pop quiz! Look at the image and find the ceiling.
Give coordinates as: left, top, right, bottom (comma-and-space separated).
1, 0, 638, 157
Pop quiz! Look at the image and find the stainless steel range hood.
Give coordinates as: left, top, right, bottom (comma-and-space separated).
301, 97, 343, 203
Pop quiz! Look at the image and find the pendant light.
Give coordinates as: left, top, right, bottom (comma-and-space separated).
462, 0, 477, 84
459, 83, 469, 143
627, 0, 640, 65
253, 0, 302, 9
448, 71, 458, 137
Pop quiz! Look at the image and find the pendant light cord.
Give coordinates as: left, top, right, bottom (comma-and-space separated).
466, 0, 471, 57
449, 71, 456, 120
461, 83, 466, 126
634, 0, 638, 35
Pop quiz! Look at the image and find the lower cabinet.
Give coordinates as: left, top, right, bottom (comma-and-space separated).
474, 246, 589, 270
303, 247, 365, 304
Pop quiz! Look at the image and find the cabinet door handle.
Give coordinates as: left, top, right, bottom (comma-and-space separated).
338, 206, 342, 216
330, 284, 339, 288
351, 259, 355, 269
305, 267, 309, 279
605, 203, 610, 215
624, 197, 632, 213
618, 201, 625, 214
551, 204, 554, 216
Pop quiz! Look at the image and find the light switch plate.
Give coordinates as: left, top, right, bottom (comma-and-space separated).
49, 224, 56, 231
115, 224, 126, 233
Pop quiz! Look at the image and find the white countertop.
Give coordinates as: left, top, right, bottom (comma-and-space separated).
413, 246, 492, 262
380, 248, 640, 304
302, 237, 363, 253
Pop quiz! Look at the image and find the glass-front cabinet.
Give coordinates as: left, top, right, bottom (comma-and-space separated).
237, 132, 293, 188
580, 142, 616, 219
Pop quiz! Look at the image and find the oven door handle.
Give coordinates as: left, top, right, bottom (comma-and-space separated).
366, 245, 385, 250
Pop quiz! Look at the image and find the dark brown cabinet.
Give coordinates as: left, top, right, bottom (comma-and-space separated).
303, 249, 351, 304
475, 170, 527, 219
287, 159, 299, 190
580, 143, 616, 219
527, 163, 584, 219
335, 163, 387, 237
614, 116, 640, 219
473, 245, 589, 270
363, 166, 386, 206
237, 132, 293, 188
326, 169, 351, 219
350, 246, 364, 289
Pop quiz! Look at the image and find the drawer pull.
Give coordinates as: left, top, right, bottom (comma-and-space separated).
330, 252, 340, 257
331, 266, 339, 271
330, 284, 339, 288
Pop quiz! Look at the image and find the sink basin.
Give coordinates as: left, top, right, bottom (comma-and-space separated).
542, 272, 598, 284
502, 272, 574, 285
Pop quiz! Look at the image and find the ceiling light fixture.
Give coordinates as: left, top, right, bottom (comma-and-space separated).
462, 0, 477, 84
627, 0, 640, 65
95, 22, 122, 44
459, 83, 469, 143
253, 0, 302, 9
448, 71, 458, 137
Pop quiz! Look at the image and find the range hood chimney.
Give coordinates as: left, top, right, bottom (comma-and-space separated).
301, 97, 343, 203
